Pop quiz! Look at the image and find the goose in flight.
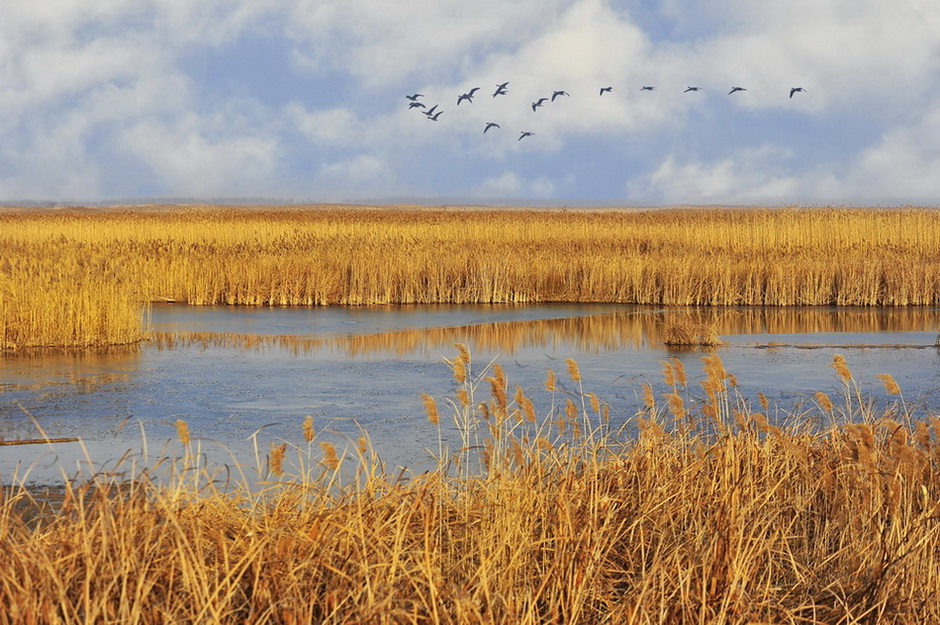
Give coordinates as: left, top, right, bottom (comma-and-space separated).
518, 131, 534, 141
531, 97, 549, 111
551, 90, 570, 101
405, 93, 423, 101
422, 104, 439, 118
790, 87, 806, 98
484, 122, 501, 133
457, 87, 480, 105
599, 86, 613, 95
728, 86, 746, 94
408, 101, 426, 109
428, 111, 443, 121
684, 86, 701, 93
493, 82, 509, 97
640, 86, 654, 91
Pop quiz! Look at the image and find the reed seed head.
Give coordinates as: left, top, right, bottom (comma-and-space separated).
454, 343, 471, 367
302, 415, 315, 443
831, 354, 853, 382
545, 369, 557, 392
757, 392, 769, 412
451, 357, 467, 384
269, 442, 287, 477
666, 392, 685, 419
661, 360, 676, 387
565, 358, 581, 383
641, 383, 655, 411
815, 391, 834, 413
878, 373, 901, 396
421, 393, 440, 425
175, 419, 190, 446
319, 441, 339, 470
670, 357, 688, 387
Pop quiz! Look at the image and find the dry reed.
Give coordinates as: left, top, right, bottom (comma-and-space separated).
3, 354, 940, 623
6, 206, 940, 349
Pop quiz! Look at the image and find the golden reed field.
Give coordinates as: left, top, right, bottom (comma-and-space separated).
4, 351, 940, 624
5, 206, 940, 623
3, 204, 940, 349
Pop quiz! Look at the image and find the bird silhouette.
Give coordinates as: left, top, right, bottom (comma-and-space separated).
728, 87, 746, 94
518, 131, 534, 141
551, 90, 570, 101
405, 93, 423, 101
422, 104, 439, 118
790, 87, 806, 98
484, 122, 500, 133
457, 87, 481, 105
428, 111, 443, 121
493, 82, 509, 97
531, 97, 549, 111
599, 86, 613, 95
684, 86, 701, 93
640, 86, 654, 91
408, 101, 426, 109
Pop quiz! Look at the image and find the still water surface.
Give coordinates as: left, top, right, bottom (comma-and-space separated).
2, 304, 939, 484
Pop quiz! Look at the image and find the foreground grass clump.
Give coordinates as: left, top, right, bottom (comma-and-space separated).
3, 352, 940, 624
5, 205, 940, 348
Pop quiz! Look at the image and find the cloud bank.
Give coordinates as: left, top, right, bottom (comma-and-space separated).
2, 0, 940, 205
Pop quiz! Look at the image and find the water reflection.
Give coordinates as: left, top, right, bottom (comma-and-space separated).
147, 305, 940, 357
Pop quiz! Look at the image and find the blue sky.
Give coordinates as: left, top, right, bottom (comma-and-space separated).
2, 0, 940, 205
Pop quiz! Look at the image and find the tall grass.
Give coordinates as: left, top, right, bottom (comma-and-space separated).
3, 352, 940, 623
5, 206, 940, 348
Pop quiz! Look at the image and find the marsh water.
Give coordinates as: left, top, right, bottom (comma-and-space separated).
2, 304, 940, 484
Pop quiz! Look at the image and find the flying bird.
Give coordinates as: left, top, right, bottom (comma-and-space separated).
640, 86, 655, 91
728, 87, 746, 94
518, 131, 534, 141
790, 87, 806, 98
457, 87, 481, 105
408, 101, 426, 109
599, 86, 613, 95
423, 104, 439, 118
428, 111, 443, 121
405, 93, 423, 101
493, 82, 510, 97
484, 122, 501, 133
551, 90, 570, 101
684, 86, 701, 93
531, 97, 549, 111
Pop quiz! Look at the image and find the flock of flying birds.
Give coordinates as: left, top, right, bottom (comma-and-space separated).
405, 82, 808, 141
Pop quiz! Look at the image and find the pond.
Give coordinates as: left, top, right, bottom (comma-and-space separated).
2, 304, 939, 484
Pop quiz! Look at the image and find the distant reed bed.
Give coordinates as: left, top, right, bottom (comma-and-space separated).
4, 205, 940, 348
4, 352, 940, 623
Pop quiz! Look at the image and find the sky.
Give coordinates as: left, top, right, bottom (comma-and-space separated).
2, 0, 940, 206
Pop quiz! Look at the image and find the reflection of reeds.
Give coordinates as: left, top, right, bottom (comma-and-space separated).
147, 305, 940, 358
6, 206, 940, 348
4, 354, 940, 622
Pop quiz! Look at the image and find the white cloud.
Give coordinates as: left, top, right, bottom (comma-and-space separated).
288, 105, 361, 146
285, 0, 570, 88
826, 101, 940, 202
3, 0, 940, 204
314, 154, 398, 196
635, 145, 800, 204
477, 172, 522, 197
121, 111, 280, 196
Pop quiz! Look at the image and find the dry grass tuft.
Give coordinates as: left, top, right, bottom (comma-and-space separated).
661, 317, 723, 347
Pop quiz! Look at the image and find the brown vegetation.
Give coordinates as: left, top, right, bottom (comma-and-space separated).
4, 205, 940, 349
3, 352, 940, 623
